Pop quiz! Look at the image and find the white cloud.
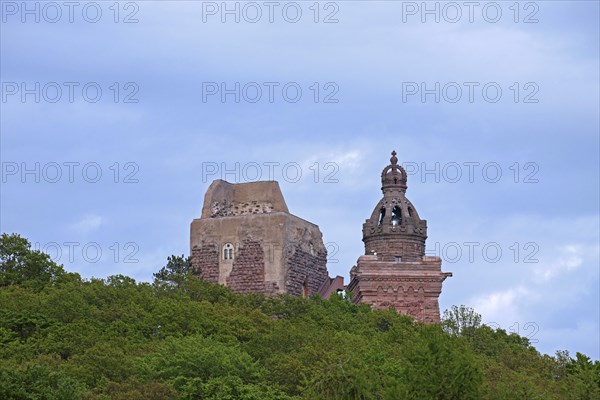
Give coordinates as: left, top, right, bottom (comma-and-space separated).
296, 147, 368, 185
534, 244, 584, 281
313, 149, 364, 173
471, 285, 532, 326
70, 214, 104, 235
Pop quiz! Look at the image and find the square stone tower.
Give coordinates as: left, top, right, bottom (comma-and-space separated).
190, 179, 340, 297
347, 151, 452, 323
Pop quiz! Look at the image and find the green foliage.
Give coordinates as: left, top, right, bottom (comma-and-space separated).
441, 304, 482, 338
0, 233, 68, 290
558, 351, 600, 399
396, 325, 483, 399
0, 356, 84, 400
0, 233, 597, 399
153, 254, 191, 289
137, 335, 263, 385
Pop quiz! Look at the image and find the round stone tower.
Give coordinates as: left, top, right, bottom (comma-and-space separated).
348, 150, 451, 323
362, 151, 428, 262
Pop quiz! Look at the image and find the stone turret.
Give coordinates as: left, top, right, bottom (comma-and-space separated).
348, 151, 452, 323
362, 150, 428, 262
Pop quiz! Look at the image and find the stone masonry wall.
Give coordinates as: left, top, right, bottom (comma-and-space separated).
210, 201, 274, 218
226, 239, 265, 294
367, 287, 441, 324
372, 285, 426, 320
285, 243, 328, 297
191, 243, 219, 283
364, 236, 425, 262
352, 275, 445, 324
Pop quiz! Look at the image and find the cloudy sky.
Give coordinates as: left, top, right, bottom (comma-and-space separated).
2, 1, 598, 358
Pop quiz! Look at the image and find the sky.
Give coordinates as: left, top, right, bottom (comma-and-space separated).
1, 0, 599, 359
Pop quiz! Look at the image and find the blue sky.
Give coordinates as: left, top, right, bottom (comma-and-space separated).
1, 1, 599, 358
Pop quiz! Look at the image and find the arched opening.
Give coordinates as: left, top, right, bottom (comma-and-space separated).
378, 206, 386, 225
222, 243, 234, 260
391, 206, 402, 225
303, 280, 309, 298
407, 207, 413, 218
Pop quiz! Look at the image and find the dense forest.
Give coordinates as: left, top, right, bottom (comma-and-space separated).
0, 233, 598, 399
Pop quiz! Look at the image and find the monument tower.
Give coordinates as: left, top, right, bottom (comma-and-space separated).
190, 179, 343, 298
347, 151, 452, 323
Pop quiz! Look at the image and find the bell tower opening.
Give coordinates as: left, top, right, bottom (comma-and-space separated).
378, 206, 386, 225
391, 205, 402, 225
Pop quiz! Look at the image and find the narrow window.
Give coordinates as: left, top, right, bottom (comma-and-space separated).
391, 206, 402, 225
378, 206, 386, 225
223, 243, 234, 260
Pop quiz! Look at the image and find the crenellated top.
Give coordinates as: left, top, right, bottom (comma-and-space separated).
201, 179, 288, 219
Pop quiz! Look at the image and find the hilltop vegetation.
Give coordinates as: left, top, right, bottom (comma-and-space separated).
0, 233, 598, 399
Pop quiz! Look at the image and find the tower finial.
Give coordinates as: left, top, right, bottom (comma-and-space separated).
390, 150, 398, 165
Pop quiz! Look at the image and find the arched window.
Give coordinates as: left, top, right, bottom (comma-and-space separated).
391, 206, 402, 225
407, 207, 413, 218
378, 206, 386, 225
303, 280, 309, 298
222, 243, 234, 260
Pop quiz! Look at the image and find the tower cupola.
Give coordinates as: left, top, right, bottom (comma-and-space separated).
362, 151, 428, 262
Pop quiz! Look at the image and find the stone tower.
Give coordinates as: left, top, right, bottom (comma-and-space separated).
347, 151, 452, 323
190, 179, 342, 297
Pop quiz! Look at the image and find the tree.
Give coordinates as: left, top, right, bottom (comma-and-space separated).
137, 335, 264, 392
396, 324, 483, 400
152, 255, 191, 289
0, 233, 67, 290
564, 352, 600, 399
441, 305, 482, 338
2, 233, 598, 400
